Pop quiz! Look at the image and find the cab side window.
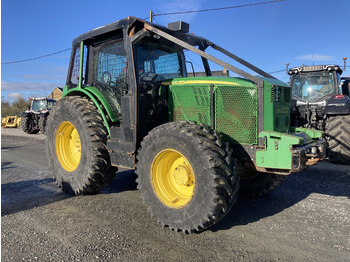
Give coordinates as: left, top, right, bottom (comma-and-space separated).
93, 40, 127, 118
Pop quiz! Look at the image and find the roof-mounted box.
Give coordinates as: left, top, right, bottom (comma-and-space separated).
167, 21, 189, 33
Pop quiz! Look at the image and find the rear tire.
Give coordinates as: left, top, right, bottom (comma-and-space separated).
21, 115, 39, 134
39, 116, 47, 133
326, 115, 350, 165
46, 96, 117, 195
238, 171, 287, 197
136, 121, 239, 233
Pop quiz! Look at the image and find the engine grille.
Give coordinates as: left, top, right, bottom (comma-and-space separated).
171, 85, 211, 126
215, 86, 257, 144
170, 84, 258, 145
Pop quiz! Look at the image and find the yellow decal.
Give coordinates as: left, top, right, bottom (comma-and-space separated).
162, 80, 240, 86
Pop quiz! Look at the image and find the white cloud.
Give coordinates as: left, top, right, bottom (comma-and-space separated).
1, 81, 60, 92
295, 54, 335, 62
1, 80, 61, 101
8, 93, 25, 100
156, 0, 205, 22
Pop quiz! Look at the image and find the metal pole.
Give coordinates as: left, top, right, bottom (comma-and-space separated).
78, 41, 84, 89
150, 10, 153, 23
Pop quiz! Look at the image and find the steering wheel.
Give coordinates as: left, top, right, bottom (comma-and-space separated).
140, 72, 158, 82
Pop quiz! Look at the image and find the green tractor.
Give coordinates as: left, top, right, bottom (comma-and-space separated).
46, 17, 326, 233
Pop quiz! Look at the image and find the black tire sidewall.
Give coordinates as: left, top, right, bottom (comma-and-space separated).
238, 172, 287, 196
39, 116, 47, 133
326, 115, 350, 164
21, 116, 31, 133
46, 97, 97, 193
137, 123, 228, 230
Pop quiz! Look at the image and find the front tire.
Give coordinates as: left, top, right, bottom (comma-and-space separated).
238, 171, 287, 197
326, 115, 350, 165
46, 96, 117, 195
136, 122, 239, 233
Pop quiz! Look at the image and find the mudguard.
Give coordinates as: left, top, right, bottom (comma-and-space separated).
62, 85, 119, 136
325, 95, 350, 115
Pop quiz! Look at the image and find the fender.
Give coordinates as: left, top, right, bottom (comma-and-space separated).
38, 111, 50, 117
62, 85, 119, 136
324, 95, 350, 115
21, 111, 31, 117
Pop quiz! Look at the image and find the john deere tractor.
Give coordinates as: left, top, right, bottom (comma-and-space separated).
46, 17, 325, 233
289, 65, 350, 164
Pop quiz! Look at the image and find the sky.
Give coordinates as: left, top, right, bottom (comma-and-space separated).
1, 0, 350, 102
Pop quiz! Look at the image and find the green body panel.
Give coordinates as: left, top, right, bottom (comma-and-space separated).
84, 86, 119, 123
256, 130, 303, 169
167, 76, 258, 144
290, 126, 325, 139
166, 76, 324, 171
261, 78, 291, 133
62, 85, 120, 136
163, 76, 256, 88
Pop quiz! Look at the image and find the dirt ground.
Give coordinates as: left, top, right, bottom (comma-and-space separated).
1, 128, 350, 261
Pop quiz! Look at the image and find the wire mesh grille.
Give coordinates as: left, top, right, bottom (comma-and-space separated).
151, 53, 180, 75
215, 86, 258, 144
70, 45, 87, 87
93, 40, 127, 118
170, 85, 211, 125
170, 84, 258, 145
136, 43, 182, 80
94, 41, 127, 86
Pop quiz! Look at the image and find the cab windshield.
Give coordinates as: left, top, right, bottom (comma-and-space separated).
291, 72, 335, 101
135, 40, 186, 82
31, 100, 47, 112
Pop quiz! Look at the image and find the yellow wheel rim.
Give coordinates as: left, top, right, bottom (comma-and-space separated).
151, 149, 195, 208
55, 121, 81, 172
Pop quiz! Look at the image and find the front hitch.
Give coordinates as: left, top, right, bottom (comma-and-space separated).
291, 139, 326, 172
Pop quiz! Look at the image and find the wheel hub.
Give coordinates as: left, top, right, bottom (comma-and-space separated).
173, 165, 192, 186
151, 149, 195, 209
55, 121, 81, 172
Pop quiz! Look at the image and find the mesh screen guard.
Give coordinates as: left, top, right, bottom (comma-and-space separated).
170, 84, 258, 145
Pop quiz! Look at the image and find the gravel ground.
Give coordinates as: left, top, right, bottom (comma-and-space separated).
1, 128, 350, 261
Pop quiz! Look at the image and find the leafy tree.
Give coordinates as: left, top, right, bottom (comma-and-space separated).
1, 97, 30, 117
1, 101, 11, 117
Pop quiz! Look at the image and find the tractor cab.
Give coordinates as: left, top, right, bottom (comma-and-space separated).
288, 65, 350, 164
289, 65, 343, 102
29, 97, 56, 113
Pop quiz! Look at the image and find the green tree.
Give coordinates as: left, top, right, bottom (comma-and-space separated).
12, 97, 30, 116
1, 100, 11, 117
1, 97, 30, 117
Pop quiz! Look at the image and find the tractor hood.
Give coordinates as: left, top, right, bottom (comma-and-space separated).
162, 76, 256, 88
258, 77, 289, 88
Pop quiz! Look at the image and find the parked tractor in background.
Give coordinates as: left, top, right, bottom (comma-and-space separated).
46, 17, 326, 233
21, 97, 56, 134
289, 65, 350, 164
